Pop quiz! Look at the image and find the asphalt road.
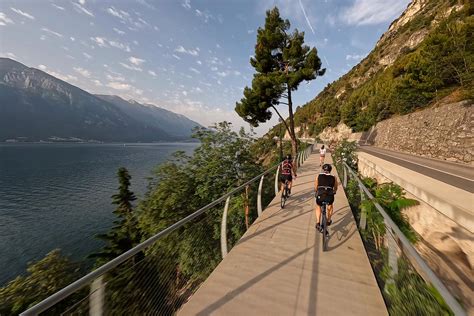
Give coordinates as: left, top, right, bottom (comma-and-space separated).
358, 146, 474, 193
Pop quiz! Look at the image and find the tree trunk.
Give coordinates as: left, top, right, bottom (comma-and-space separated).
287, 85, 298, 167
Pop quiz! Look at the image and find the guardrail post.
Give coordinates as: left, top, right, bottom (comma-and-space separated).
359, 183, 367, 230
343, 165, 348, 187
386, 225, 399, 285
220, 196, 231, 258
257, 175, 264, 217
90, 276, 104, 316
274, 164, 280, 196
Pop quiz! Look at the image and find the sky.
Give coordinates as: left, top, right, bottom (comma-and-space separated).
0, 0, 410, 135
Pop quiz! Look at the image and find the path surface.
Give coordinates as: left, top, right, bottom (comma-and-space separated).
359, 146, 474, 192
179, 152, 387, 316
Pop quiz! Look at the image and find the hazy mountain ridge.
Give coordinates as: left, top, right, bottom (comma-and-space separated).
0, 58, 201, 142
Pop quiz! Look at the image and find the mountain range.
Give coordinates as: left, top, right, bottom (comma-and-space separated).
0, 58, 201, 142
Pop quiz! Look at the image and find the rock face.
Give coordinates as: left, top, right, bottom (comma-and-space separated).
364, 100, 473, 164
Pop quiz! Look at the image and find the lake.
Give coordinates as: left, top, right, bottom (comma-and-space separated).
0, 143, 198, 285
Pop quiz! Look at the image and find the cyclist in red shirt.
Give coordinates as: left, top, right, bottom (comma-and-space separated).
280, 154, 297, 195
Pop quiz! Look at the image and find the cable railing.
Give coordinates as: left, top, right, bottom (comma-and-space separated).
341, 162, 466, 316
20, 144, 314, 316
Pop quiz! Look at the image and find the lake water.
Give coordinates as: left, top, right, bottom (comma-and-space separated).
0, 143, 198, 285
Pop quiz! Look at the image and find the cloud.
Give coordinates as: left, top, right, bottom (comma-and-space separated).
341, 0, 409, 25
107, 7, 124, 19
182, 0, 191, 10
109, 40, 131, 52
113, 27, 125, 35
72, 2, 94, 17
189, 67, 200, 74
106, 73, 126, 81
174, 45, 199, 56
298, 0, 315, 34
91, 37, 131, 52
92, 79, 102, 86
51, 3, 65, 10
217, 71, 227, 77
38, 65, 78, 82
0, 13, 14, 25
83, 52, 92, 59
107, 81, 131, 90
120, 62, 142, 72
73, 67, 91, 78
148, 70, 157, 77
79, 0, 86, 5
195, 9, 214, 23
91, 37, 107, 47
346, 54, 366, 60
129, 56, 145, 66
136, 0, 156, 10
172, 54, 181, 60
41, 27, 63, 38
197, 60, 202, 65
10, 7, 35, 20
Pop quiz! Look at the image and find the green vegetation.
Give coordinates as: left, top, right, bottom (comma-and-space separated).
0, 249, 82, 315
90, 167, 142, 266
294, 1, 473, 135
334, 141, 453, 315
235, 7, 325, 159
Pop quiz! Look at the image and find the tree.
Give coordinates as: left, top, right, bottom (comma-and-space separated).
235, 7, 325, 161
89, 167, 141, 265
0, 249, 81, 315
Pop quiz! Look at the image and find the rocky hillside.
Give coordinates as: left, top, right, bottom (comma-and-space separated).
286, 0, 472, 137
0, 58, 201, 142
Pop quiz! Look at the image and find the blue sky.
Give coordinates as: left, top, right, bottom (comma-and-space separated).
0, 0, 410, 134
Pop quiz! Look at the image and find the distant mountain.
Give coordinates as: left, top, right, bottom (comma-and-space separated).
96, 95, 200, 139
0, 58, 201, 142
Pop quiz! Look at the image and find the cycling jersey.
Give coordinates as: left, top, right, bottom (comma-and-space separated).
281, 160, 293, 175
316, 173, 336, 206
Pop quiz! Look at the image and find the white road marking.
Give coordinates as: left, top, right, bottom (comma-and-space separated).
363, 149, 474, 182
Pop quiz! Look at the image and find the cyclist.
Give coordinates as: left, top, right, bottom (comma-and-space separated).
314, 164, 338, 233
319, 145, 326, 166
280, 154, 297, 195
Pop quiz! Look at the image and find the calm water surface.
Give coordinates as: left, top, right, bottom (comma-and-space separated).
0, 143, 198, 285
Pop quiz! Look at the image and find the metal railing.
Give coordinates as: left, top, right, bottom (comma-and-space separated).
341, 162, 466, 316
21, 144, 315, 315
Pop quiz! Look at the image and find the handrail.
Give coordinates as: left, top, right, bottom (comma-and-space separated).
21, 163, 282, 315
23, 145, 314, 315
342, 163, 466, 316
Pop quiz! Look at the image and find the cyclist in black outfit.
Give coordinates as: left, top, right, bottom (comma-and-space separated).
314, 164, 338, 233
280, 154, 297, 195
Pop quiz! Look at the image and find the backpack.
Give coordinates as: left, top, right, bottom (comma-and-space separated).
282, 160, 292, 174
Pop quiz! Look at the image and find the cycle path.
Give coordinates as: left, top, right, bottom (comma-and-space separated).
179, 151, 387, 316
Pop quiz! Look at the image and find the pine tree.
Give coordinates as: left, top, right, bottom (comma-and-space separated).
90, 167, 141, 265
235, 7, 325, 160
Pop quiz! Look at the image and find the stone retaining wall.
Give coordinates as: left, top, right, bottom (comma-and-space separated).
362, 100, 473, 164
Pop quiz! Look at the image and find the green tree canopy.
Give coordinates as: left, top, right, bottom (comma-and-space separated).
235, 7, 325, 159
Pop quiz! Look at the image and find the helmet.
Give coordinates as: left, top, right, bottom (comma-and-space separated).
322, 164, 332, 172
286, 154, 292, 161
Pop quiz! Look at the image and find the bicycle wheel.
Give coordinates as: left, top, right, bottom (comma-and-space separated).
280, 184, 287, 208
322, 205, 328, 251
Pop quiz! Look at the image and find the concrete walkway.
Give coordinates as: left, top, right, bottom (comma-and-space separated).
179, 152, 387, 316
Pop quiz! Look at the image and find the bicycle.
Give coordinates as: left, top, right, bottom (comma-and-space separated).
280, 180, 290, 208
320, 201, 330, 251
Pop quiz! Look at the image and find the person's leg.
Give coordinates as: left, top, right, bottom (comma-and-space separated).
319, 156, 323, 166
327, 204, 334, 224
315, 204, 321, 225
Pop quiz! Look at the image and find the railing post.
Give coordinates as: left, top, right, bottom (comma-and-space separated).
257, 175, 264, 217
220, 196, 231, 259
274, 164, 280, 196
343, 165, 348, 187
90, 276, 104, 316
386, 225, 399, 285
359, 183, 367, 230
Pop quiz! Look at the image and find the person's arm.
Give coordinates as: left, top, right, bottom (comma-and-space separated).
314, 176, 318, 192
333, 177, 338, 194
292, 163, 297, 178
